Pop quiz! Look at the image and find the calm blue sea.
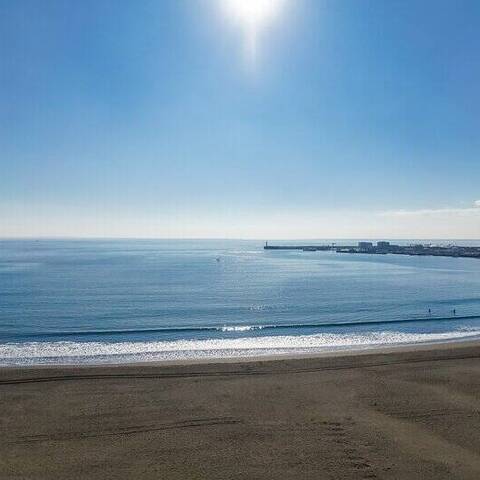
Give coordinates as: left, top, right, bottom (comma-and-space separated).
1, 239, 480, 365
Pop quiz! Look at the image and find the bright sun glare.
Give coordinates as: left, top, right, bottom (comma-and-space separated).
222, 0, 286, 66
224, 0, 285, 27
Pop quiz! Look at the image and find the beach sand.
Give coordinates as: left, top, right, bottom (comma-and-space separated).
1, 342, 480, 479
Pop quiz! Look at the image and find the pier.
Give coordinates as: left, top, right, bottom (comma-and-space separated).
264, 241, 480, 259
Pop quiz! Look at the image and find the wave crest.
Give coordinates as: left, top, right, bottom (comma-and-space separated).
1, 328, 479, 366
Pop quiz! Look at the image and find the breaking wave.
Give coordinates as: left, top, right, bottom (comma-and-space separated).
1, 328, 479, 366
7, 314, 480, 340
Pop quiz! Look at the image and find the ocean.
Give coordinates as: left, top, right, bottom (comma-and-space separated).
1, 239, 479, 365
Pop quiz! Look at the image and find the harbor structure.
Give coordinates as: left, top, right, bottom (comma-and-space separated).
264, 242, 480, 260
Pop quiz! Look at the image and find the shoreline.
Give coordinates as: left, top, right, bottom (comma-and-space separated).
1, 336, 480, 370
2, 340, 480, 479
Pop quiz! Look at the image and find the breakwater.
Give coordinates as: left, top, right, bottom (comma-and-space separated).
264, 242, 480, 259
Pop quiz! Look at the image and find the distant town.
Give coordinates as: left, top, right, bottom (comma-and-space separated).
264, 241, 480, 259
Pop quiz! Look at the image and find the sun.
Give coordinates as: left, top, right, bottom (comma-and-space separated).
221, 0, 286, 67
223, 0, 285, 28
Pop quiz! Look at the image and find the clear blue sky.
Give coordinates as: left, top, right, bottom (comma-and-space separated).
1, 0, 479, 238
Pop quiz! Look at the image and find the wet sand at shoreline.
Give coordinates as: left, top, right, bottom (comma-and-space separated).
1, 342, 480, 479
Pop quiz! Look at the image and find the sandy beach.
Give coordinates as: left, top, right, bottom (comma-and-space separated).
1, 342, 480, 479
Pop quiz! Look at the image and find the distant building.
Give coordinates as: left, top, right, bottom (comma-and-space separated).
377, 241, 390, 248
358, 242, 373, 249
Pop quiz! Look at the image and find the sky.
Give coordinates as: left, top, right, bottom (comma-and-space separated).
1, 0, 479, 239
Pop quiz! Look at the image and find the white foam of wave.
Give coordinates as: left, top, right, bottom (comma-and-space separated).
1, 328, 479, 366
221, 325, 263, 332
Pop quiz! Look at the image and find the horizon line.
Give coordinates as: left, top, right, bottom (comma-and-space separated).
1, 236, 480, 242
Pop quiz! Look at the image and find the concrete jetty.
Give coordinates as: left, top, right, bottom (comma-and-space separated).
264, 241, 480, 259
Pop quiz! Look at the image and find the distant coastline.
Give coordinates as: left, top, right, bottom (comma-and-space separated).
264, 241, 480, 259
